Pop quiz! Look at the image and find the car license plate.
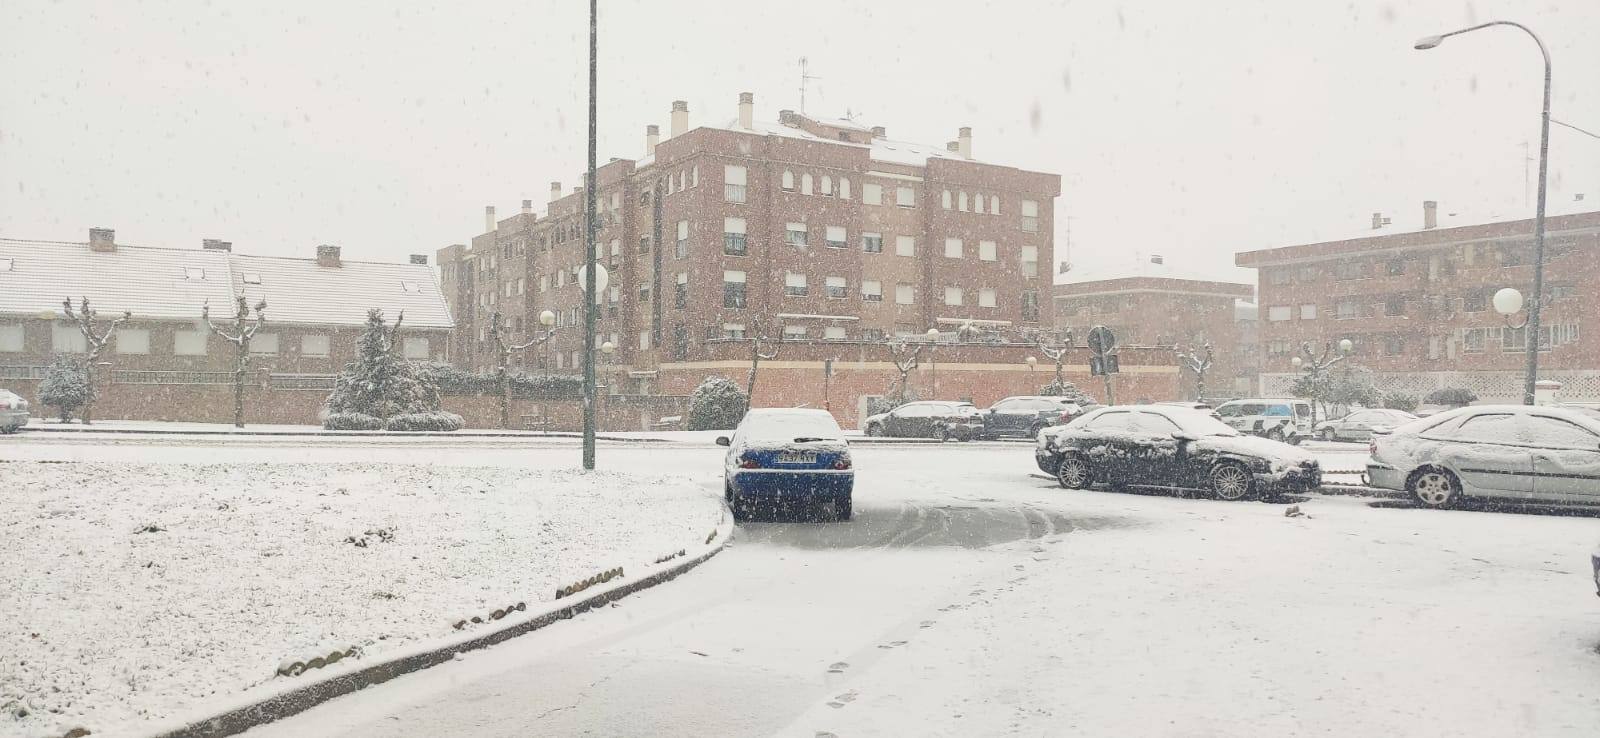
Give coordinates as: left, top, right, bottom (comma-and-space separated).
778, 452, 817, 464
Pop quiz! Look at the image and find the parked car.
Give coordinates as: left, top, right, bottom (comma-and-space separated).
1213, 398, 1314, 443
980, 396, 1093, 439
718, 408, 853, 521
1313, 408, 1418, 442
1036, 405, 1321, 501
1366, 405, 1600, 509
862, 400, 977, 439
0, 389, 28, 433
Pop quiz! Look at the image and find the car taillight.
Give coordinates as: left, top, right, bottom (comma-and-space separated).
833, 457, 852, 470
1060, 410, 1072, 421
738, 455, 761, 469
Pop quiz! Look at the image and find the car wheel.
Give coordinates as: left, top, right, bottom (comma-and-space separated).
835, 497, 853, 521
1408, 468, 1460, 509
1320, 428, 1335, 441
866, 423, 884, 437
1265, 427, 1285, 442
1056, 456, 1091, 489
1210, 462, 1254, 501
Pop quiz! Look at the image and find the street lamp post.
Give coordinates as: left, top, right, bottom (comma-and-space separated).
1291, 338, 1353, 424
925, 328, 940, 398
538, 309, 556, 433
1415, 20, 1551, 405
581, 0, 599, 468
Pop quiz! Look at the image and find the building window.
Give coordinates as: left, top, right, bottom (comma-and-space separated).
1021, 200, 1039, 232
723, 217, 747, 255
824, 325, 848, 340
820, 225, 846, 249
1020, 246, 1039, 277
978, 240, 997, 261
988, 195, 1000, 214
863, 183, 883, 205
173, 329, 207, 356
783, 325, 808, 339
944, 238, 963, 259
785, 272, 809, 296
675, 220, 689, 259
114, 328, 150, 355
723, 323, 746, 339
800, 173, 813, 195
1334, 261, 1369, 280
782, 170, 795, 191
1268, 306, 1292, 322
610, 239, 621, 260
609, 286, 620, 305
973, 193, 985, 214
1462, 328, 1487, 353
1386, 259, 1406, 276
839, 178, 850, 199
638, 331, 651, 351
539, 275, 549, 292
1022, 291, 1040, 321
301, 334, 330, 357
0, 324, 23, 352
979, 288, 997, 308
1462, 291, 1487, 312
825, 276, 847, 299
863, 328, 886, 341
673, 325, 688, 361
675, 272, 688, 308
51, 323, 87, 353
944, 286, 964, 306
1384, 296, 1405, 317
1269, 269, 1292, 286
895, 235, 916, 257
638, 236, 650, 255
1336, 299, 1358, 320
862, 233, 883, 253
861, 280, 883, 302
896, 186, 915, 208
1383, 335, 1405, 356
1299, 303, 1317, 320
896, 284, 915, 305
251, 333, 280, 356
821, 175, 833, 196
786, 223, 808, 247
723, 271, 747, 308
724, 165, 747, 203
941, 190, 952, 209
958, 191, 969, 211
691, 167, 699, 187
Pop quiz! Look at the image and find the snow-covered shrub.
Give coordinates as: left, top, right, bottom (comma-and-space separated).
38, 355, 92, 422
1423, 387, 1478, 407
384, 411, 465, 432
322, 412, 383, 430
324, 309, 450, 429
687, 376, 747, 430
1382, 392, 1419, 413
1040, 379, 1095, 404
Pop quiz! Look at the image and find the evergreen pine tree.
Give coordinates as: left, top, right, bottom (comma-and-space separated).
324, 309, 459, 430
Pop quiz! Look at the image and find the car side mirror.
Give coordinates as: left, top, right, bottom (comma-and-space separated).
1171, 431, 1198, 443
715, 436, 731, 447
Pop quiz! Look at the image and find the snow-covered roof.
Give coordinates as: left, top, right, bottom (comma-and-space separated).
708, 119, 977, 168
1302, 199, 1597, 248
1056, 253, 1254, 289
0, 238, 453, 328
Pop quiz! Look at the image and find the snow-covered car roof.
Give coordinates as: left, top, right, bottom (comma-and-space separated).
1385, 404, 1600, 441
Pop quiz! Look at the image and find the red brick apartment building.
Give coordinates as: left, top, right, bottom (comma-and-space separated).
0, 229, 453, 423
1053, 264, 1255, 399
440, 94, 1183, 426
1236, 204, 1600, 402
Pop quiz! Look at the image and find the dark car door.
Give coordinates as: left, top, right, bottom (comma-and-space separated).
985, 399, 1022, 435
1128, 411, 1187, 486
1075, 410, 1141, 482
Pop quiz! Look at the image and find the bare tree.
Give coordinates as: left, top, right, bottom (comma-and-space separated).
61, 297, 131, 425
203, 296, 268, 428
488, 310, 555, 429
885, 338, 923, 402
1035, 328, 1075, 391
1176, 342, 1215, 403
743, 316, 780, 414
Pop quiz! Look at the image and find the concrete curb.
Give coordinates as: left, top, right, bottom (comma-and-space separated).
17, 425, 673, 442
142, 514, 736, 738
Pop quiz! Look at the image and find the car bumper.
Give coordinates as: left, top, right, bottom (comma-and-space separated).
730, 470, 854, 500
1590, 550, 1599, 598
1256, 470, 1321, 493
1035, 449, 1057, 474
1365, 463, 1405, 491
0, 409, 26, 427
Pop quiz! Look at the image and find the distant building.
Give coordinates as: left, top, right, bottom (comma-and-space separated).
1236, 203, 1600, 402
0, 229, 452, 421
1053, 257, 1254, 400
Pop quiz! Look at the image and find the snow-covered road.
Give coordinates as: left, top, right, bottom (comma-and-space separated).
5, 433, 1598, 737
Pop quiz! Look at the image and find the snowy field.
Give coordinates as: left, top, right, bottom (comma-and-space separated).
0, 460, 722, 737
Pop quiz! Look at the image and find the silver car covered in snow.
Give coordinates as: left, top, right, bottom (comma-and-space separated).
1366, 405, 1600, 508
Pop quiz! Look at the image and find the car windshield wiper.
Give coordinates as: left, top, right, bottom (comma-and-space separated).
792, 437, 832, 443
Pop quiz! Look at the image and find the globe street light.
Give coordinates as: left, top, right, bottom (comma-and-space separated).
1415, 20, 1551, 405
1493, 287, 1526, 320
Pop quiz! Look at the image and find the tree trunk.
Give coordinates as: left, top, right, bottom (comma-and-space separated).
744, 346, 760, 415
234, 365, 245, 428
81, 366, 94, 425
499, 364, 510, 429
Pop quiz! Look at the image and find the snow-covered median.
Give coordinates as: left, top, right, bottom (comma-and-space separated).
0, 461, 722, 737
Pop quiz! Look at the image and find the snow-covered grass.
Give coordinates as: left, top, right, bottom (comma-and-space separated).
0, 461, 722, 737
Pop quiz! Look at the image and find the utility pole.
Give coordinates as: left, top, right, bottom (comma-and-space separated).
581, 0, 598, 469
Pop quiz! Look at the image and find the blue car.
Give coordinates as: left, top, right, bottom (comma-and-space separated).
717, 408, 854, 521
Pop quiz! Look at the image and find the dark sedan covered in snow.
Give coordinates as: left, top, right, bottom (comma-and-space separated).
1036, 405, 1321, 500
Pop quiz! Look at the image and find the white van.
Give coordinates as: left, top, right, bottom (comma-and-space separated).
1213, 398, 1314, 444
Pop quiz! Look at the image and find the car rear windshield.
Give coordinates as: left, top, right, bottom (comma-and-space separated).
742, 413, 843, 443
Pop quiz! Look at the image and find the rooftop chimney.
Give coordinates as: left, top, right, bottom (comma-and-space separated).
958, 126, 972, 158
89, 227, 115, 253
1423, 200, 1438, 229
484, 205, 496, 232
738, 92, 754, 130
645, 124, 659, 156
316, 244, 342, 268
670, 100, 688, 137
201, 239, 232, 252
1371, 212, 1384, 230
1150, 254, 1165, 265
871, 126, 886, 138
522, 199, 533, 216
410, 254, 428, 265
549, 181, 562, 203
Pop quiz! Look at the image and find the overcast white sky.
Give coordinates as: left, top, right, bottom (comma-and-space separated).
2, 0, 1596, 286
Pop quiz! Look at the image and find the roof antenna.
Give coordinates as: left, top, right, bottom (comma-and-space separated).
798, 57, 822, 115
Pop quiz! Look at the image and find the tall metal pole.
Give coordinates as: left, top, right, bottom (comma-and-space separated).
581, 0, 598, 468
1414, 21, 1550, 405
